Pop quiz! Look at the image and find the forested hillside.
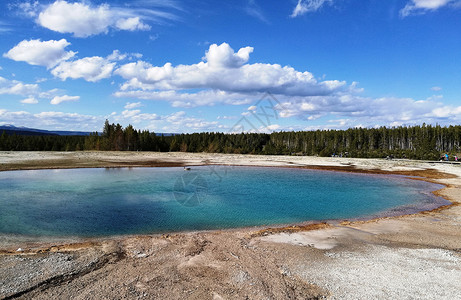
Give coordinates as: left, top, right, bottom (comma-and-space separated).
1, 120, 460, 160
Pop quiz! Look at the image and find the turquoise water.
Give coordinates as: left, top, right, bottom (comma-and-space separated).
0, 166, 448, 237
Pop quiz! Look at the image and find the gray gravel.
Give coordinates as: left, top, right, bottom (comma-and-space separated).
0, 250, 102, 299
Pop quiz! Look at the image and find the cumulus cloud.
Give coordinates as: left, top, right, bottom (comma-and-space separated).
0, 76, 40, 96
20, 97, 39, 104
50, 50, 140, 82
4, 39, 138, 82
3, 39, 76, 68
115, 42, 347, 100
51, 56, 115, 82
32, 0, 180, 37
50, 94, 80, 105
112, 42, 456, 129
37, 1, 147, 37
291, 0, 333, 17
205, 43, 253, 68
400, 0, 460, 17
115, 17, 150, 31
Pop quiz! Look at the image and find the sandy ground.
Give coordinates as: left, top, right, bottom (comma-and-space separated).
0, 151, 460, 299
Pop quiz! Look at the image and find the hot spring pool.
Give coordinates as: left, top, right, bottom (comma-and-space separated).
0, 166, 448, 237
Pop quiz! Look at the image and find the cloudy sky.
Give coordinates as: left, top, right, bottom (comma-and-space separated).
0, 0, 460, 133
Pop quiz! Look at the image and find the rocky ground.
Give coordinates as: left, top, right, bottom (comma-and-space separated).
0, 152, 460, 299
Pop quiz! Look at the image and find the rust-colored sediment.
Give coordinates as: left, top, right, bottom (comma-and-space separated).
250, 222, 331, 238
295, 164, 457, 179
0, 159, 186, 172
0, 241, 100, 255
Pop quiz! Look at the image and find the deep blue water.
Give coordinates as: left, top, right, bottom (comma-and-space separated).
0, 166, 448, 237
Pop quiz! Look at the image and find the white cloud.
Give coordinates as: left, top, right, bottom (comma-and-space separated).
5, 41, 142, 83
115, 43, 347, 99
162, 111, 220, 132
15, 1, 40, 17
110, 109, 221, 132
20, 97, 38, 104
217, 115, 238, 120
0, 76, 39, 96
47, 50, 141, 82
50, 94, 80, 105
205, 43, 253, 68
38, 88, 61, 99
115, 17, 151, 31
121, 109, 159, 122
431, 86, 442, 91
0, 76, 68, 103
266, 124, 280, 131
35, 0, 171, 37
114, 89, 254, 108
3, 39, 76, 68
51, 56, 115, 82
276, 94, 461, 127
121, 109, 141, 118
291, 0, 333, 17
107, 50, 128, 61
431, 105, 461, 118
0, 109, 30, 121
124, 102, 142, 109
0, 109, 102, 131
37, 1, 113, 37
400, 0, 460, 17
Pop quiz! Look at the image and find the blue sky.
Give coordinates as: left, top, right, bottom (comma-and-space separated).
0, 0, 460, 133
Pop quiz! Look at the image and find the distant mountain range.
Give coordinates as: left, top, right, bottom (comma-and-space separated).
0, 124, 176, 136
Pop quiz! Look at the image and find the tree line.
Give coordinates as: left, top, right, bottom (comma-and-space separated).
1, 120, 460, 160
